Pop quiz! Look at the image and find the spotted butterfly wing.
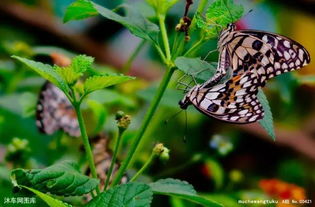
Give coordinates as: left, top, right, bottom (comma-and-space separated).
36, 81, 80, 137
181, 71, 264, 123
203, 24, 311, 88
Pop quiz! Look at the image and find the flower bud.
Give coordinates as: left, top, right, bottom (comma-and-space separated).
153, 143, 170, 162
116, 111, 131, 130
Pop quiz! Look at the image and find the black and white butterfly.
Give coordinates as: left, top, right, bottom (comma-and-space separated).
179, 23, 310, 123
36, 81, 80, 137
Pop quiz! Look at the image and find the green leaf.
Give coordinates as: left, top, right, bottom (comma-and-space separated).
63, 0, 98, 23
11, 160, 100, 196
92, 2, 159, 44
22, 186, 71, 207
175, 57, 216, 83
55, 66, 82, 85
84, 75, 135, 93
258, 89, 276, 140
150, 178, 223, 207
12, 56, 70, 93
149, 178, 196, 196
86, 182, 153, 207
197, 0, 244, 39
71, 54, 94, 73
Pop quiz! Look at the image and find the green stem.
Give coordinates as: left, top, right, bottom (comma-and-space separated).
121, 40, 146, 73
130, 152, 157, 182
74, 104, 100, 194
104, 128, 124, 190
183, 37, 205, 57
158, 14, 171, 62
111, 66, 175, 186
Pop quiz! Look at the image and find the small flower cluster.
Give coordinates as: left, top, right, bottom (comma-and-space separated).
259, 179, 306, 207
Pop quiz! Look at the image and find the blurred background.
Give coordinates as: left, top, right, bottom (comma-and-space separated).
0, 0, 314, 206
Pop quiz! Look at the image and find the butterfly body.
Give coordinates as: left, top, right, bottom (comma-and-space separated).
179, 23, 310, 123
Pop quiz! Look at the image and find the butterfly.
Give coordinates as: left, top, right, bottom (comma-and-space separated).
36, 81, 81, 137
179, 23, 310, 123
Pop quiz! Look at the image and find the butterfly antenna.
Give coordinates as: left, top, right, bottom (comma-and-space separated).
183, 110, 188, 143
164, 109, 183, 125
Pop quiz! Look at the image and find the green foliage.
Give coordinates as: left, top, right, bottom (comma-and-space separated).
86, 182, 153, 207
258, 89, 276, 140
84, 75, 135, 94
92, 2, 160, 44
150, 179, 223, 207
149, 178, 196, 196
86, 99, 107, 134
175, 57, 216, 83
19, 92, 37, 117
55, 66, 82, 85
63, 0, 98, 23
11, 160, 100, 196
71, 54, 94, 73
196, 0, 244, 39
12, 56, 70, 93
146, 0, 179, 15
22, 186, 71, 207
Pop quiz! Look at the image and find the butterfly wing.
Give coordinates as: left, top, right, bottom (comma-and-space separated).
36, 82, 80, 137
226, 30, 310, 85
192, 72, 264, 123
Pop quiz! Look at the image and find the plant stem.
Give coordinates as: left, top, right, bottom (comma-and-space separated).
158, 14, 171, 63
183, 37, 205, 57
104, 128, 124, 190
111, 66, 175, 186
74, 104, 100, 194
121, 40, 146, 73
129, 152, 157, 182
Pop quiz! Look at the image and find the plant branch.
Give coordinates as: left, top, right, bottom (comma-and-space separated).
183, 36, 205, 57
130, 152, 157, 182
74, 103, 100, 194
121, 39, 146, 74
158, 14, 172, 62
104, 128, 124, 190
111, 66, 175, 186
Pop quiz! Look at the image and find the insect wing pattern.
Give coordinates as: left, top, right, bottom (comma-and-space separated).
36, 82, 80, 137
192, 72, 264, 123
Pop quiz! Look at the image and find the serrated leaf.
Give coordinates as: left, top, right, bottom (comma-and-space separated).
258, 89, 276, 140
12, 56, 70, 93
86, 182, 153, 207
175, 56, 216, 83
71, 54, 94, 73
11, 160, 100, 196
150, 178, 223, 207
149, 178, 196, 196
55, 66, 82, 85
92, 2, 159, 44
22, 186, 71, 207
197, 0, 244, 39
63, 0, 98, 23
84, 75, 135, 93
